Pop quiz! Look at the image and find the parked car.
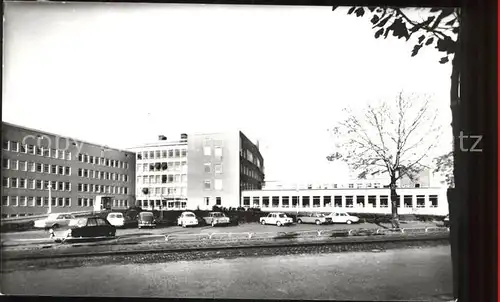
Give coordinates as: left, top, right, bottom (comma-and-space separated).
443, 214, 450, 227
203, 212, 231, 227
138, 212, 156, 229
177, 211, 199, 227
260, 212, 293, 226
34, 213, 76, 229
296, 212, 332, 225
106, 212, 125, 227
57, 216, 116, 241
326, 212, 360, 224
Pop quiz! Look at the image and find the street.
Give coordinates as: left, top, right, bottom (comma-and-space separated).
2, 245, 452, 300
1, 221, 439, 242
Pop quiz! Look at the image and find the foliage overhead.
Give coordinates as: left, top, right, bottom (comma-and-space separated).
333, 6, 459, 64
327, 92, 443, 182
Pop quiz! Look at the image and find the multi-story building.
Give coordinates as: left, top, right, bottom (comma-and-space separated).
127, 135, 189, 211
128, 131, 265, 211
1, 122, 136, 218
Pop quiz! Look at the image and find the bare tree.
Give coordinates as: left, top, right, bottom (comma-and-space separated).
327, 92, 442, 228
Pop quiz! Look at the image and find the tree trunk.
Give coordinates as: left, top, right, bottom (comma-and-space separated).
390, 175, 400, 229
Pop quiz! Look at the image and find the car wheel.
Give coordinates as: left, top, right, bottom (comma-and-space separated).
277, 221, 282, 227
297, 219, 302, 224
261, 220, 266, 225
315, 220, 321, 225
346, 220, 352, 225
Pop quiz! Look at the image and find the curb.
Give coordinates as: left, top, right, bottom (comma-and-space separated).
3, 233, 449, 261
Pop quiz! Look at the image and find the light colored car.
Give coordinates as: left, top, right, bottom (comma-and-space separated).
34, 213, 76, 229
106, 212, 125, 227
260, 212, 293, 226
326, 212, 360, 224
203, 212, 231, 227
296, 212, 332, 225
177, 211, 199, 227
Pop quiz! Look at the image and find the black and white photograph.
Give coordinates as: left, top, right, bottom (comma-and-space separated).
1, 2, 467, 301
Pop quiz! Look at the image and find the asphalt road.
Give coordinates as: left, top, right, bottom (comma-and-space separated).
1, 245, 453, 300
1, 221, 439, 242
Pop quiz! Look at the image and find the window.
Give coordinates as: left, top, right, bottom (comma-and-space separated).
51, 165, 57, 174
83, 184, 88, 192
43, 147, 50, 157
404, 195, 413, 208
272, 196, 280, 207
204, 163, 211, 173
429, 195, 438, 207
36, 197, 42, 206
11, 178, 18, 188
214, 147, 222, 157
368, 196, 376, 207
43, 197, 49, 206
161, 150, 167, 158
11, 196, 18, 206
203, 146, 211, 156
2, 158, 9, 169
313, 196, 321, 208
155, 150, 161, 159
78, 198, 83, 206
10, 160, 18, 170
19, 161, 27, 171
58, 182, 64, 191
65, 182, 71, 191
356, 196, 365, 207
204, 180, 211, 190
19, 178, 26, 189
374, 183, 381, 188
243, 197, 250, 206
58, 197, 64, 207
214, 164, 222, 174
43, 164, 50, 173
3, 140, 9, 150
11, 141, 19, 152
417, 195, 425, 208
262, 196, 270, 207
216, 197, 222, 206
3, 177, 9, 187
36, 146, 43, 156
345, 196, 353, 208
2, 196, 8, 206
66, 152, 71, 160
36, 163, 42, 173
323, 196, 331, 207
214, 179, 222, 191
380, 195, 389, 207
59, 151, 65, 160
168, 150, 173, 157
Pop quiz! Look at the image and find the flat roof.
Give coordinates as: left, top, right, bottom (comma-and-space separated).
2, 121, 134, 154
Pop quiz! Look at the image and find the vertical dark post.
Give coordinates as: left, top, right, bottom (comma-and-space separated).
447, 188, 460, 299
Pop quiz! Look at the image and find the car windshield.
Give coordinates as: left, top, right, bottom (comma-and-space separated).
278, 214, 286, 218
212, 213, 224, 217
185, 213, 195, 217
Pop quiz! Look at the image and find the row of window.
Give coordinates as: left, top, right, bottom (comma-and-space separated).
77, 168, 129, 182
241, 148, 262, 169
3, 159, 71, 175
242, 182, 260, 191
204, 196, 222, 206
138, 199, 187, 209
204, 163, 223, 174
3, 177, 71, 191
241, 164, 263, 181
204, 179, 223, 191
138, 174, 188, 184
77, 183, 129, 195
138, 186, 186, 196
242, 195, 440, 208
77, 153, 129, 170
137, 149, 188, 160
136, 162, 187, 173
2, 196, 72, 207
3, 140, 72, 160
203, 146, 223, 157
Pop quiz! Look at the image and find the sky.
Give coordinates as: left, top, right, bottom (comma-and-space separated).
3, 3, 453, 184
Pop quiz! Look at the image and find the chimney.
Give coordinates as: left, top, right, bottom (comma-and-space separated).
158, 135, 167, 141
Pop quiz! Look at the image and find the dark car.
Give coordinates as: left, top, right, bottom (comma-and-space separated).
138, 211, 156, 229
57, 216, 116, 241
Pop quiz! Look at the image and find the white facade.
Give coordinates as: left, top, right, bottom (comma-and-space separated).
242, 187, 448, 216
127, 139, 188, 210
